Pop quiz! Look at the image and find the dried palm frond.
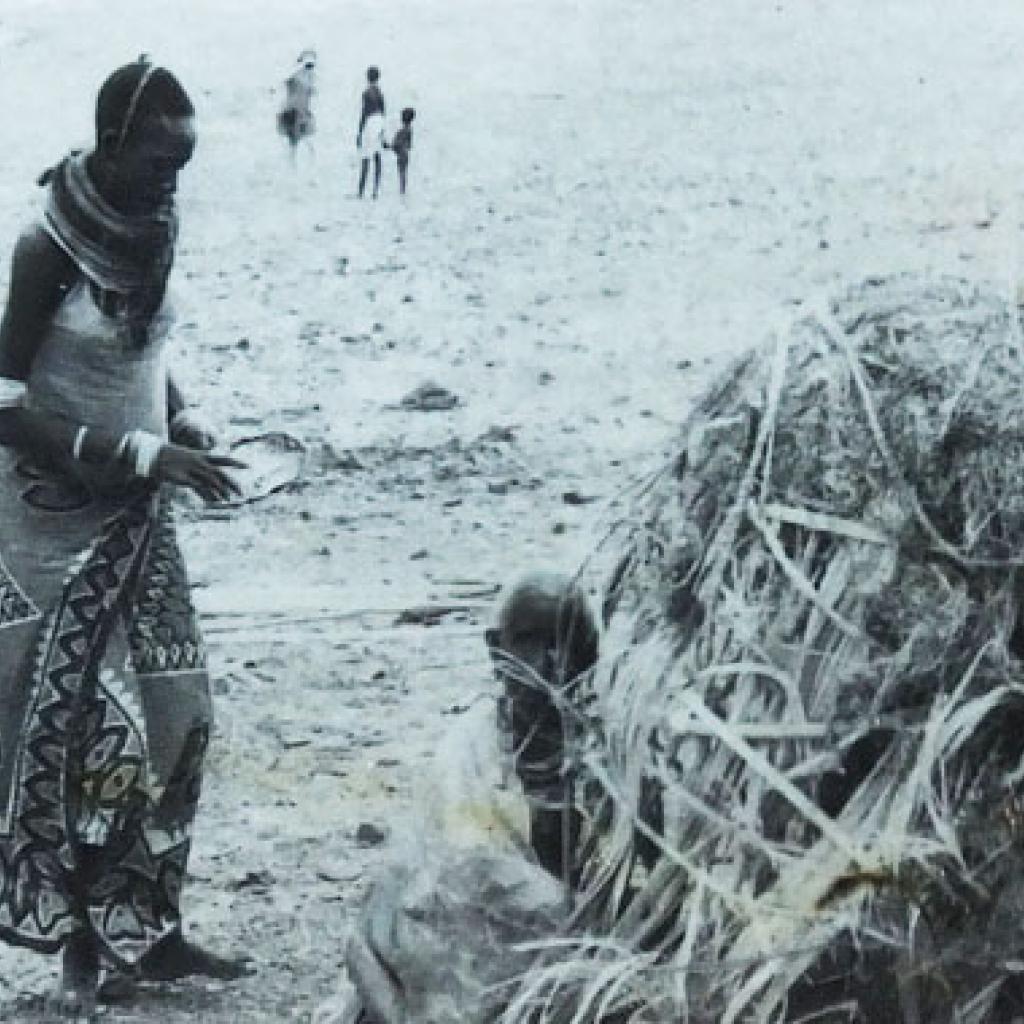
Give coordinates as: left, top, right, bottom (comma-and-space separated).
504, 275, 1024, 1023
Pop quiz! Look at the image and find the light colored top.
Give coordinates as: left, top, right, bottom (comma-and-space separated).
25, 280, 171, 439
22, 271, 174, 495
284, 67, 316, 109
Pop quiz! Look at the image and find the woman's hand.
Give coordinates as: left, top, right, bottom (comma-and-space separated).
152, 443, 245, 503
169, 410, 217, 452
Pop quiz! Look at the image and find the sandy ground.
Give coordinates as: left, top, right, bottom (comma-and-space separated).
3, 0, 1024, 1019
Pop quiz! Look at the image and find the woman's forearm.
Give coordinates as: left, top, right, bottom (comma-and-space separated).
3, 404, 124, 466
166, 373, 185, 422
165, 373, 217, 451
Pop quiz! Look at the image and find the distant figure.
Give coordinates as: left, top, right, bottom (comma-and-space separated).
386, 106, 415, 196
356, 66, 385, 198
277, 49, 317, 162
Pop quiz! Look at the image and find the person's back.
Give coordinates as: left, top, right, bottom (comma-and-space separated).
361, 82, 384, 121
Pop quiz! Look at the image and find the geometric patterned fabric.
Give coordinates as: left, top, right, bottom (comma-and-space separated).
0, 481, 213, 967
0, 556, 38, 629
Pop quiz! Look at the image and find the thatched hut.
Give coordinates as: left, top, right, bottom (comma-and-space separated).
346, 275, 1024, 1024
553, 274, 1024, 1023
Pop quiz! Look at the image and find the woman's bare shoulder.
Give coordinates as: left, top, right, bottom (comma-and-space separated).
0, 222, 79, 379
11, 223, 77, 280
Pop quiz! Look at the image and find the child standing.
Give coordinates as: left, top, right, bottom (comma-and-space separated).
356, 66, 385, 199
388, 107, 415, 195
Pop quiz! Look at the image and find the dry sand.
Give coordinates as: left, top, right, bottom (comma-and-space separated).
3, 0, 1024, 1019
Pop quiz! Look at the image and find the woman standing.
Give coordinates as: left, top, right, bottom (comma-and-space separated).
0, 60, 248, 1016
277, 49, 318, 162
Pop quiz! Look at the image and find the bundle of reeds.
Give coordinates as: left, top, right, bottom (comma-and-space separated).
507, 275, 1024, 1023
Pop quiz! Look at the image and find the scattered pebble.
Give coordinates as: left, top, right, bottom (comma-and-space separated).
321, 443, 364, 472
394, 605, 464, 626
355, 823, 387, 848
562, 490, 598, 505
400, 382, 460, 411
229, 870, 276, 891
478, 425, 517, 443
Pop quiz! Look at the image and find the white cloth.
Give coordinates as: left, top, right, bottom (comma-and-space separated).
359, 112, 386, 156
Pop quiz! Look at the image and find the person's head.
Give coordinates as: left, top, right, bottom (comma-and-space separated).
298, 48, 316, 70
401, 107, 415, 126
92, 60, 196, 215
366, 66, 380, 84
486, 572, 599, 687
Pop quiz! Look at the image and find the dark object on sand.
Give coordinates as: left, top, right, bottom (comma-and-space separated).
400, 382, 460, 411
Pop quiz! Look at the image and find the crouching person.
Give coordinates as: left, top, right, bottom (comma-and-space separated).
337, 573, 598, 1024
486, 572, 599, 886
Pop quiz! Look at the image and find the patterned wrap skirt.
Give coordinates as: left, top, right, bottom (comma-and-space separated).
0, 446, 212, 966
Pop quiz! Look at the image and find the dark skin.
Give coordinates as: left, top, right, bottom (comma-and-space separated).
487, 575, 599, 884
0, 111, 249, 1016
358, 152, 382, 200
0, 114, 243, 505
356, 77, 384, 199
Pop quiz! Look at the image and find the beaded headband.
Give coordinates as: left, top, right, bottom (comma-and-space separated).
116, 62, 160, 151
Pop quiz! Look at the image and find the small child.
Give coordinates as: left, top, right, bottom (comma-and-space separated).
388, 107, 415, 195
356, 66, 385, 198
485, 573, 598, 884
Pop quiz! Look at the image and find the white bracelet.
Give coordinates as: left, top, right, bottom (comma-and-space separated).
0, 377, 26, 409
71, 425, 89, 462
125, 429, 165, 478
134, 431, 164, 478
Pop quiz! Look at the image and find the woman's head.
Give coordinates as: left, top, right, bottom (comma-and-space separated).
92, 61, 196, 214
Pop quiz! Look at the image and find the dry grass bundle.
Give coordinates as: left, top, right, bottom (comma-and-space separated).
507, 276, 1024, 1023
